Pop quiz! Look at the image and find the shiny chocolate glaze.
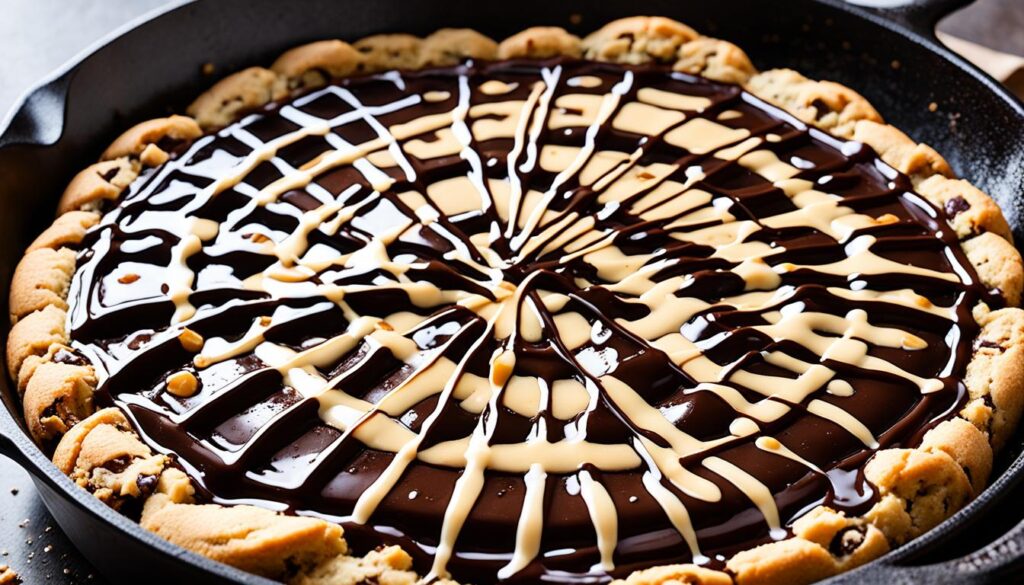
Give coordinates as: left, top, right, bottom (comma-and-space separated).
66, 59, 990, 583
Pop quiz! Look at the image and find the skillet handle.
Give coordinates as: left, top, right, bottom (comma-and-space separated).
844, 0, 975, 39
0, 70, 73, 149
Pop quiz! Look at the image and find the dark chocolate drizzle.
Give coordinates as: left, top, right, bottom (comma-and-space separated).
65, 59, 989, 583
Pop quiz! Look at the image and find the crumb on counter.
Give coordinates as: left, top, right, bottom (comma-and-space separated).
0, 564, 20, 584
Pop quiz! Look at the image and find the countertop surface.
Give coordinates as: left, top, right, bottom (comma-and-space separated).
0, 1, 1022, 584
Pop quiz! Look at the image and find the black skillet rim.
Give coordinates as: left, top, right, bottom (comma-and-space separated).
0, 1, 1021, 584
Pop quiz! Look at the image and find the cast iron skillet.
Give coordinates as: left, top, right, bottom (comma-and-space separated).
0, 0, 1022, 583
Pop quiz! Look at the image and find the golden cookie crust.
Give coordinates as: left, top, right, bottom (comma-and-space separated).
745, 69, 883, 140
674, 38, 757, 85
22, 361, 95, 447
53, 408, 134, 474
916, 175, 1014, 241
142, 495, 348, 579
920, 417, 993, 494
11, 15, 1024, 585
187, 67, 288, 130
418, 28, 499, 67
963, 232, 1024, 307
289, 546, 425, 585
582, 16, 699, 64
963, 305, 1024, 452
851, 119, 952, 184
57, 157, 139, 214
271, 40, 364, 90
353, 34, 424, 72
6, 304, 68, 381
101, 115, 202, 162
611, 564, 733, 585
15, 343, 74, 396
497, 26, 582, 59
26, 210, 98, 252
8, 247, 76, 323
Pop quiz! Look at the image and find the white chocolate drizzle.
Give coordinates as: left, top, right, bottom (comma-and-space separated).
68, 60, 986, 582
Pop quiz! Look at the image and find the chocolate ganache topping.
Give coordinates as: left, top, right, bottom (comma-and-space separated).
67, 59, 988, 582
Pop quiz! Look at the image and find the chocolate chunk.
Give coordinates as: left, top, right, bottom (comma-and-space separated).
945, 195, 971, 218
829, 526, 866, 557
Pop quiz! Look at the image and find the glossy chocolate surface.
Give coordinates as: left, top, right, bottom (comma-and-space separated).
66, 59, 988, 583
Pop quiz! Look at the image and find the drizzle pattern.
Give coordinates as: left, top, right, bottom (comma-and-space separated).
67, 59, 985, 583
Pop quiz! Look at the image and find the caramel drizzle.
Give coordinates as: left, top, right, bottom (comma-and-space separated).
68, 60, 982, 581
